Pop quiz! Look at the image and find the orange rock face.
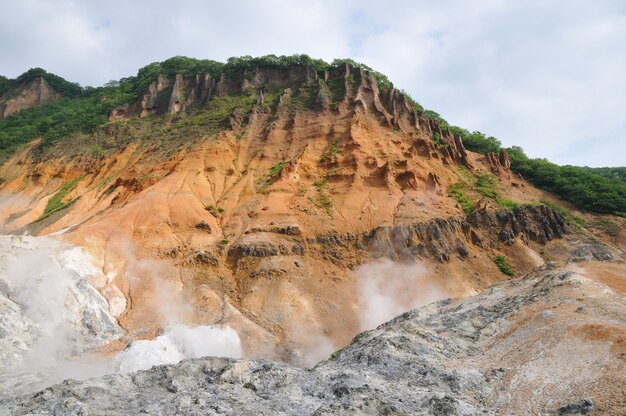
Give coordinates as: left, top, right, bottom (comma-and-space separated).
0, 64, 622, 362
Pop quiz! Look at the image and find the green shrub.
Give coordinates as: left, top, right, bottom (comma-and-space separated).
432, 132, 442, 147
320, 139, 339, 162
41, 176, 84, 218
494, 255, 514, 276
269, 161, 289, 177
497, 198, 518, 210
449, 182, 474, 215
205, 204, 221, 217
475, 173, 498, 199
312, 179, 333, 217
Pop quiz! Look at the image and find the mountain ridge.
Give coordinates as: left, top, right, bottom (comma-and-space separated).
1, 55, 624, 215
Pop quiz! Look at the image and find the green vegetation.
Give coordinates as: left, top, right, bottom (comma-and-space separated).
449, 128, 502, 154
219, 239, 229, 246
583, 167, 626, 184
289, 82, 318, 111
593, 217, 619, 236
442, 127, 626, 215
508, 147, 626, 215
205, 204, 224, 217
450, 170, 518, 213
475, 173, 498, 198
224, 54, 328, 73
497, 198, 519, 210
269, 160, 289, 177
437, 125, 626, 215
312, 179, 333, 217
0, 75, 14, 97
320, 139, 340, 162
0, 55, 393, 164
255, 160, 290, 193
41, 176, 84, 218
223, 55, 391, 90
320, 78, 346, 106
494, 255, 514, 276
432, 132, 442, 147
475, 172, 519, 209
328, 58, 391, 90
449, 182, 474, 215
169, 91, 257, 137
0, 86, 132, 162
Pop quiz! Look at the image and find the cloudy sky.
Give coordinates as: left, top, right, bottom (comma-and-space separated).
1, 0, 624, 167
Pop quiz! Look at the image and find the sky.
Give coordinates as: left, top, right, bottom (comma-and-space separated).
0, 0, 624, 167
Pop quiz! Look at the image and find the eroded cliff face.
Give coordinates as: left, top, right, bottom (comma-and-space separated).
0, 77, 62, 120
0, 63, 621, 363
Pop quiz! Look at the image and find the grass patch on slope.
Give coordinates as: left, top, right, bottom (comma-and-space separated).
40, 176, 84, 219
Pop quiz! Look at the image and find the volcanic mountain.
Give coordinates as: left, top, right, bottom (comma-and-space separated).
0, 56, 624, 414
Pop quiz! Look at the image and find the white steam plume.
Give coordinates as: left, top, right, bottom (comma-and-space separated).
114, 325, 242, 373
110, 239, 243, 372
0, 235, 121, 398
356, 258, 449, 331
0, 235, 243, 398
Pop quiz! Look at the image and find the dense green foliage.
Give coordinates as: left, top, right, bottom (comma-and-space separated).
225, 54, 328, 72
507, 146, 626, 215
0, 55, 393, 163
583, 167, 626, 184
428, 113, 626, 215
0, 75, 13, 97
0, 86, 132, 160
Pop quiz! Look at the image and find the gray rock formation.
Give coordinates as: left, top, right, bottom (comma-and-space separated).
2, 265, 623, 415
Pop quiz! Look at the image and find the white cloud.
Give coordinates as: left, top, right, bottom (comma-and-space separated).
0, 0, 624, 166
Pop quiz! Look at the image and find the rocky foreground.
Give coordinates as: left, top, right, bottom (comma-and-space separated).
1, 261, 624, 415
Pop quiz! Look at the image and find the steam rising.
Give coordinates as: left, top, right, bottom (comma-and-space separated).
114, 325, 242, 373
0, 235, 242, 398
356, 258, 449, 331
1, 234, 450, 397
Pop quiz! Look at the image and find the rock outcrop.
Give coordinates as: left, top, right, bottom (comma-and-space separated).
107, 63, 469, 166
227, 205, 568, 268
2, 265, 624, 415
0, 77, 62, 120
485, 149, 512, 178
